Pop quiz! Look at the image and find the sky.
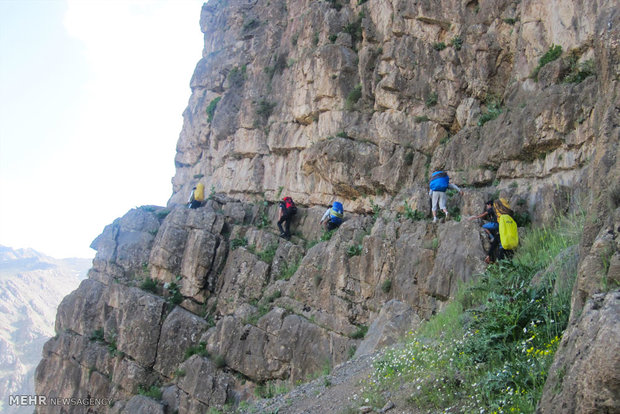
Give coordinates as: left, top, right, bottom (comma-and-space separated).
0, 0, 205, 258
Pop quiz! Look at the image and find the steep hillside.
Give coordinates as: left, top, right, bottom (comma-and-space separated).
0, 246, 89, 414
35, 0, 618, 413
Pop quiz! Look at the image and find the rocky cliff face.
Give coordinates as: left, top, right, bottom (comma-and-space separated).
36, 0, 618, 413
0, 246, 88, 414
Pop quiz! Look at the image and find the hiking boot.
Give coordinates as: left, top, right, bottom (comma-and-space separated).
433, 217, 437, 223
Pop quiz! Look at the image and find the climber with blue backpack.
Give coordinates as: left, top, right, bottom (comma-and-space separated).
320, 201, 344, 231
429, 171, 463, 222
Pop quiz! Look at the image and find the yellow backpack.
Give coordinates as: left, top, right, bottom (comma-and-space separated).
498, 212, 518, 250
194, 183, 205, 202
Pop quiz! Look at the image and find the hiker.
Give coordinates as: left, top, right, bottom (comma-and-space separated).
485, 198, 519, 263
468, 200, 498, 241
188, 183, 205, 209
277, 196, 297, 239
319, 201, 344, 231
429, 171, 463, 222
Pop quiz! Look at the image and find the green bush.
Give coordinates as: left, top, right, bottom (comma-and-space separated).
279, 260, 300, 280
425, 91, 438, 107
138, 385, 162, 401
242, 18, 259, 32
213, 354, 226, 369
433, 42, 446, 51
343, 18, 363, 44
89, 328, 105, 342
347, 244, 363, 257
321, 229, 336, 242
231, 238, 248, 250
206, 97, 221, 123
227, 65, 247, 87
256, 99, 276, 119
532, 44, 562, 80
450, 36, 463, 50
184, 341, 210, 360
563, 58, 595, 84
345, 84, 363, 110
350, 324, 368, 339
381, 279, 392, 293
404, 201, 425, 221
326, 0, 343, 11
258, 244, 278, 264
166, 282, 183, 305
478, 100, 503, 126
140, 277, 158, 294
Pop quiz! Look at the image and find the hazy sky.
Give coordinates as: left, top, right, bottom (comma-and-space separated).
0, 0, 205, 258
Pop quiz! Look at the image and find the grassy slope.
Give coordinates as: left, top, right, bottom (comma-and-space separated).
356, 211, 586, 414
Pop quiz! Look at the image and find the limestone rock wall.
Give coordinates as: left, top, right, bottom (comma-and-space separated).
35, 0, 620, 412
169, 0, 618, 227
35, 197, 490, 412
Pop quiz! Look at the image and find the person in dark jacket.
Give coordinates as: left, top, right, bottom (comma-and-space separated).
277, 197, 296, 239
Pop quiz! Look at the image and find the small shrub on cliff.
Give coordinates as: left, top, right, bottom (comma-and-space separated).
242, 18, 260, 32
425, 91, 438, 107
231, 237, 248, 250
257, 244, 278, 264
531, 44, 562, 81
155, 209, 170, 220
404, 201, 425, 221
451, 36, 463, 50
478, 100, 502, 126
345, 84, 363, 111
381, 279, 392, 293
140, 277, 158, 294
350, 324, 369, 339
562, 57, 595, 84
326, 0, 343, 11
227, 65, 247, 87
255, 381, 289, 399
213, 354, 226, 369
89, 328, 105, 342
165, 281, 183, 305
432, 42, 446, 51
138, 385, 162, 401
256, 99, 277, 120
343, 17, 363, 45
347, 244, 363, 257
321, 229, 336, 242
184, 341, 210, 360
279, 259, 300, 280
206, 97, 221, 123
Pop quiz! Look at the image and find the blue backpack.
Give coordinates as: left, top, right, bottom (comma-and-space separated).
429, 171, 449, 191
330, 201, 344, 224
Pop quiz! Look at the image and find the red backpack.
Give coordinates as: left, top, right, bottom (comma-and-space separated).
282, 197, 297, 214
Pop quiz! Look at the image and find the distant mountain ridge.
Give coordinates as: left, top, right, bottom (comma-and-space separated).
0, 245, 90, 414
